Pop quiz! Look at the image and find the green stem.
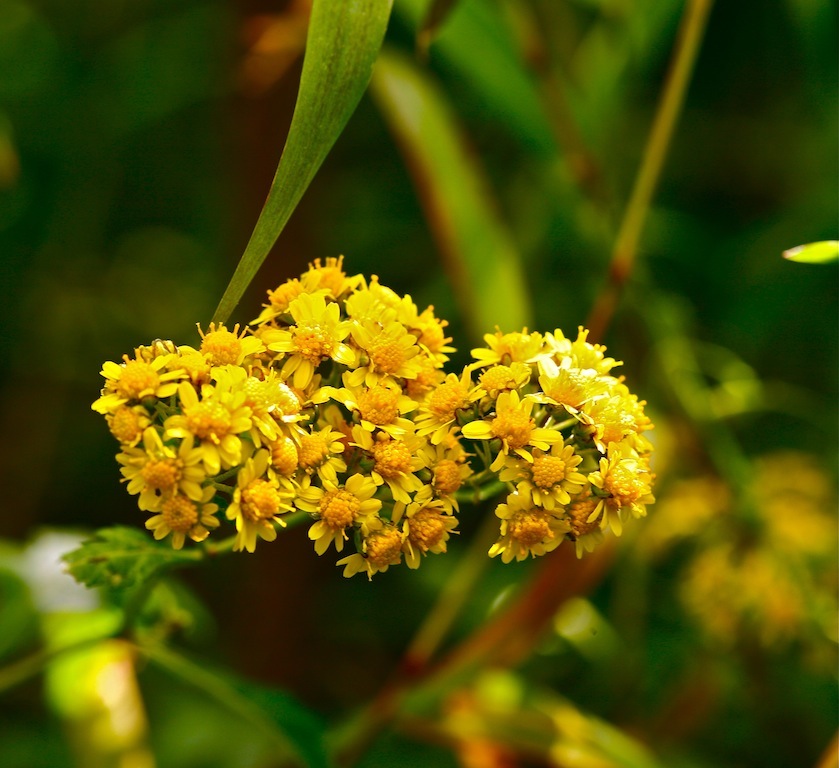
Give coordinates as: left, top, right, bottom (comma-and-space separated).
586, 0, 714, 340
0, 635, 114, 695
138, 641, 307, 767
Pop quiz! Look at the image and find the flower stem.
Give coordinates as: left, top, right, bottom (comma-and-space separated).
586, 0, 714, 340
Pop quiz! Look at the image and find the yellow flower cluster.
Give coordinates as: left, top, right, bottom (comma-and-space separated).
93, 257, 655, 576
461, 327, 655, 561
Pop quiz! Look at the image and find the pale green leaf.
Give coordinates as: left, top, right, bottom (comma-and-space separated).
782, 240, 839, 264
62, 527, 200, 591
213, 0, 393, 324
370, 49, 532, 339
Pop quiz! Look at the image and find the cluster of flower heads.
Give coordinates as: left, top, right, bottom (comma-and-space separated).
93, 257, 655, 578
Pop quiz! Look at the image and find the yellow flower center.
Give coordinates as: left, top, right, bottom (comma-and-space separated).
372, 439, 412, 478
274, 382, 301, 415
369, 337, 406, 374
241, 480, 282, 522
179, 352, 211, 384
186, 401, 232, 442
365, 527, 403, 568
419, 322, 445, 353
298, 433, 331, 469
408, 508, 447, 552
271, 437, 298, 476
319, 489, 360, 530
116, 360, 160, 400
604, 463, 646, 505
141, 458, 182, 491
357, 385, 400, 425
293, 322, 334, 363
433, 460, 463, 495
508, 509, 553, 547
161, 495, 199, 533
406, 358, 442, 398
201, 329, 241, 365
490, 409, 533, 450
108, 406, 145, 443
531, 456, 567, 489
310, 261, 347, 296
567, 498, 600, 537
480, 365, 515, 394
268, 280, 304, 311
428, 381, 469, 421
543, 370, 592, 409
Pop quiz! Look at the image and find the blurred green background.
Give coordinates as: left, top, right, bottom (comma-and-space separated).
0, 0, 836, 766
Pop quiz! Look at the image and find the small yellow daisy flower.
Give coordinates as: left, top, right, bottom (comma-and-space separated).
106, 405, 151, 446
296, 474, 382, 555
262, 292, 356, 389
198, 322, 264, 367
469, 329, 547, 369
414, 370, 476, 444
564, 491, 605, 557
317, 377, 417, 437
226, 450, 292, 552
587, 449, 655, 535
489, 489, 571, 563
536, 357, 608, 412
498, 444, 587, 509
299, 255, 363, 299
419, 435, 473, 510
461, 389, 563, 471
145, 486, 219, 550
92, 352, 183, 414
351, 427, 425, 504
546, 327, 621, 374
164, 380, 252, 475
346, 317, 423, 387
296, 426, 348, 485
399, 494, 458, 569
337, 523, 404, 579
471, 362, 532, 403
117, 428, 206, 511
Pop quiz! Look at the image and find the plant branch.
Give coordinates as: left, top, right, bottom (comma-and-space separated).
587, 0, 714, 340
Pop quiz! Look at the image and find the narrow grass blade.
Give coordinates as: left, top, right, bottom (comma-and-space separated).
213, 0, 393, 324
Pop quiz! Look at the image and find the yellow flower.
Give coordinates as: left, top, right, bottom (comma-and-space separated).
351, 427, 425, 504
299, 255, 363, 299
536, 357, 608, 412
145, 486, 219, 550
405, 356, 446, 400
564, 492, 605, 557
198, 322, 264, 366
337, 523, 404, 579
317, 377, 417, 437
499, 443, 587, 509
587, 449, 655, 535
346, 317, 423, 387
489, 489, 571, 563
414, 371, 476, 444
400, 494, 458, 569
461, 389, 563, 471
296, 426, 348, 485
471, 362, 532, 402
344, 277, 403, 324
295, 474, 382, 555
578, 382, 652, 453
469, 329, 546, 369
253, 278, 307, 325
164, 380, 252, 476
106, 405, 151, 446
262, 292, 356, 389
92, 352, 182, 414
226, 450, 293, 552
546, 327, 620, 374
172, 346, 213, 387
419, 435, 473, 510
117, 428, 207, 512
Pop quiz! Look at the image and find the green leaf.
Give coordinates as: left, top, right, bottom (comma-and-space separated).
144, 643, 325, 768
62, 527, 200, 591
782, 240, 839, 264
212, 0, 393, 325
370, 49, 533, 339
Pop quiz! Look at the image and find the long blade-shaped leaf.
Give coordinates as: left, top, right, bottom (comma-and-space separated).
213, 0, 393, 324
370, 49, 532, 339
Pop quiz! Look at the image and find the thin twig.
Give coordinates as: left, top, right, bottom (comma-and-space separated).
587, 0, 714, 341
